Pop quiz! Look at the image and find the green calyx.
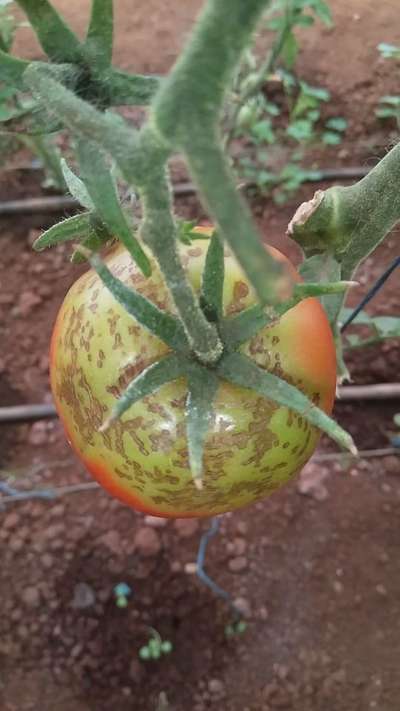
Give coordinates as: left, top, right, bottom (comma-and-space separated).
10, 0, 160, 135
84, 234, 355, 486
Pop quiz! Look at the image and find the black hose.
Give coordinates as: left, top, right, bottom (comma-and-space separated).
0, 168, 372, 218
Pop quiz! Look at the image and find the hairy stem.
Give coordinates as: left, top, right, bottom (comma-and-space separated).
185, 141, 290, 305
289, 140, 400, 328
27, 64, 222, 363
138, 127, 223, 363
150, 0, 293, 306
289, 141, 400, 277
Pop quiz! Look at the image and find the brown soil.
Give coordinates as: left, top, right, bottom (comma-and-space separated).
1, 2, 400, 710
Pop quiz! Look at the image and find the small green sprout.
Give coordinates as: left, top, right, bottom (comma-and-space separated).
225, 619, 247, 638
139, 628, 173, 661
114, 581, 132, 608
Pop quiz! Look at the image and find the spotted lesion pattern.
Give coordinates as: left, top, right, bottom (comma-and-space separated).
52, 241, 329, 516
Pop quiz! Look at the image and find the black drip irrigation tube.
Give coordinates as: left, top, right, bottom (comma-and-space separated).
0, 167, 372, 218
1, 384, 400, 425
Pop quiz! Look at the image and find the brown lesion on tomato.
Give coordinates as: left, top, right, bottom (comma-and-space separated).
105, 416, 151, 460
296, 427, 313, 459
248, 335, 270, 367
62, 304, 85, 351
145, 400, 169, 418
128, 324, 142, 338
170, 394, 187, 410
105, 358, 152, 399
97, 349, 106, 369
57, 364, 106, 444
188, 247, 203, 258
148, 465, 284, 513
115, 467, 134, 482
107, 310, 120, 337
149, 428, 176, 454
226, 280, 250, 316
112, 331, 123, 350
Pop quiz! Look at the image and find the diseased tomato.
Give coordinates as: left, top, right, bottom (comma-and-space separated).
50, 231, 336, 518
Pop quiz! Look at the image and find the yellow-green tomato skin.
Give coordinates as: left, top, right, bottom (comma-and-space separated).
50, 238, 336, 518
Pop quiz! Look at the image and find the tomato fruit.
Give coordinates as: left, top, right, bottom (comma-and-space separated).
50, 232, 336, 518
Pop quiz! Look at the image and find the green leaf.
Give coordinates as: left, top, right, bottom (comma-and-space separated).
105, 69, 160, 106
251, 119, 275, 144
15, 0, 84, 63
376, 107, 399, 119
325, 117, 347, 132
87, 253, 190, 353
0, 50, 29, 87
61, 159, 94, 210
220, 305, 272, 349
322, 130, 342, 146
286, 119, 314, 142
185, 364, 219, 485
294, 13, 314, 27
102, 354, 185, 429
33, 212, 93, 250
76, 140, 151, 277
200, 231, 224, 321
299, 253, 341, 282
340, 309, 400, 341
217, 352, 356, 453
299, 253, 342, 324
377, 42, 400, 60
85, 0, 113, 69
23, 134, 65, 190
71, 216, 113, 263
294, 280, 353, 297
311, 0, 333, 26
379, 96, 400, 106
276, 280, 355, 320
281, 32, 298, 68
139, 647, 151, 661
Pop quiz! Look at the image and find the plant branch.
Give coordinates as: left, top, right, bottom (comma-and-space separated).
183, 141, 292, 306
138, 128, 223, 364
150, 0, 293, 307
85, 0, 113, 69
15, 0, 84, 63
288, 140, 400, 328
289, 141, 400, 279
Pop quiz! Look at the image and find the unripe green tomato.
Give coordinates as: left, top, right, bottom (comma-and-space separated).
50, 229, 336, 518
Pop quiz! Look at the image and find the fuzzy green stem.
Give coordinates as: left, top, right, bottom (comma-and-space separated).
21, 134, 66, 191
289, 141, 400, 278
26, 65, 222, 363
150, 0, 293, 306
15, 0, 84, 63
85, 0, 113, 68
184, 141, 290, 306
289, 140, 400, 328
138, 127, 223, 364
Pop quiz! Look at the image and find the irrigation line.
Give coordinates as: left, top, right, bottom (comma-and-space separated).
341, 255, 400, 332
2, 383, 400, 426
196, 517, 242, 620
0, 168, 372, 218
0, 448, 398, 506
